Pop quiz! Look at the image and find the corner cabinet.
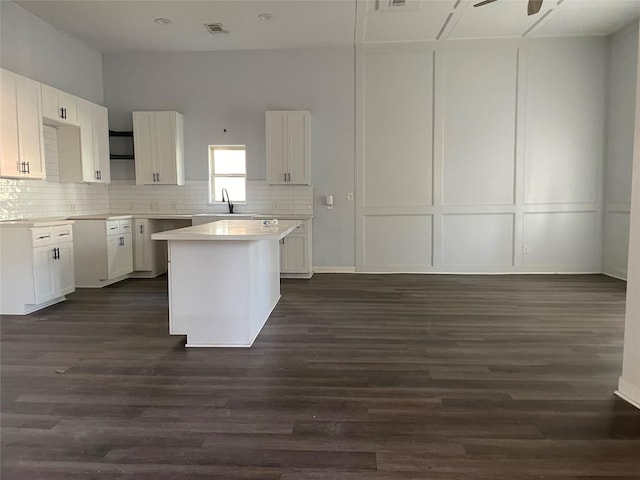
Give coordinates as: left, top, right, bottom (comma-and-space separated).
133, 111, 184, 185
73, 218, 133, 287
266, 110, 310, 185
58, 98, 111, 184
280, 219, 313, 278
132, 218, 169, 278
0, 221, 75, 315
0, 69, 46, 179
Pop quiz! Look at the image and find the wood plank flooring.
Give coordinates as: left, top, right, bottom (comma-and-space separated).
1, 273, 639, 479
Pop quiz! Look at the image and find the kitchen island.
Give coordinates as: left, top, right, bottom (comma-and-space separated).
152, 219, 299, 347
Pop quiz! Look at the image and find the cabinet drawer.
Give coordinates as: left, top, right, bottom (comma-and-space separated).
106, 220, 120, 236
31, 227, 54, 247
119, 219, 132, 234
53, 224, 73, 242
292, 220, 308, 234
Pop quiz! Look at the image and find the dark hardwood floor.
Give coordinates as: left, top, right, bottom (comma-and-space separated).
2, 273, 639, 479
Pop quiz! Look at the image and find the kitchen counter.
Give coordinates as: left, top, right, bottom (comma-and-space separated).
152, 219, 300, 347
151, 219, 299, 241
69, 214, 132, 220
0, 218, 74, 227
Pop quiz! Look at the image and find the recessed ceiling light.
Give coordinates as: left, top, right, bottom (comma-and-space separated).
154, 18, 172, 25
257, 13, 273, 20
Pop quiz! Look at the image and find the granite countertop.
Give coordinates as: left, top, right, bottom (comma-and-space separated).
151, 219, 300, 241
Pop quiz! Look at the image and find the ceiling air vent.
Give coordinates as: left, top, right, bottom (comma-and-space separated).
205, 23, 229, 34
376, 0, 420, 11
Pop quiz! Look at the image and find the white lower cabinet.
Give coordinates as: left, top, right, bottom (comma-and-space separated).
131, 218, 191, 278
280, 219, 313, 278
73, 218, 133, 287
0, 222, 75, 315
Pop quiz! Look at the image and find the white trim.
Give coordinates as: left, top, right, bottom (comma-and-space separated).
603, 271, 628, 281
616, 377, 640, 410
354, 269, 603, 275
313, 266, 356, 273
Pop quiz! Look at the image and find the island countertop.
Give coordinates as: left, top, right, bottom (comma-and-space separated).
151, 219, 300, 241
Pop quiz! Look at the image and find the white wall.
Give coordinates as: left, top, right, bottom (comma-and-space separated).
356, 38, 608, 273
617, 24, 640, 410
0, 1, 103, 103
604, 24, 638, 280
102, 48, 355, 268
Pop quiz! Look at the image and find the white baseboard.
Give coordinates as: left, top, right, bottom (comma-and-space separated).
603, 271, 628, 281
313, 266, 356, 273
616, 377, 640, 410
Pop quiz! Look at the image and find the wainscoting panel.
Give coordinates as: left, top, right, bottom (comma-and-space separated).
522, 211, 601, 271
362, 49, 434, 209
363, 214, 432, 269
441, 213, 514, 268
441, 45, 517, 206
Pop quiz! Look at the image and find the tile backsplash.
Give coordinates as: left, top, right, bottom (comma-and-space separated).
109, 180, 313, 216
1, 126, 313, 221
0, 126, 110, 220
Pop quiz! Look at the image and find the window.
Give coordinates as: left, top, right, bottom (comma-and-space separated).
209, 145, 246, 203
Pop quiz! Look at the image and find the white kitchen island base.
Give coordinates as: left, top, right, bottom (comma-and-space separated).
153, 220, 299, 347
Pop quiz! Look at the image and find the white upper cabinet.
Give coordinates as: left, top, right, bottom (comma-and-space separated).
58, 97, 111, 183
0, 69, 46, 179
133, 111, 184, 185
42, 84, 78, 125
266, 110, 311, 185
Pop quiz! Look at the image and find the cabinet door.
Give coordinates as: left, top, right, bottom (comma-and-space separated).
280, 235, 309, 273
77, 98, 97, 182
54, 242, 75, 295
107, 235, 122, 279
0, 70, 20, 177
2, 71, 45, 179
287, 111, 310, 185
58, 91, 78, 124
134, 219, 152, 271
133, 112, 155, 185
41, 84, 60, 121
33, 246, 56, 304
154, 112, 177, 184
17, 77, 45, 179
120, 233, 134, 275
42, 85, 78, 125
266, 111, 288, 184
93, 104, 110, 183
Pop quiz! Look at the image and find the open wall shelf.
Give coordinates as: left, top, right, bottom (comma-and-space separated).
109, 130, 134, 160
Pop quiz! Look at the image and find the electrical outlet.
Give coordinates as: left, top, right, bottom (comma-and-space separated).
70, 204, 76, 213
523, 245, 530, 254
347, 192, 354, 202
170, 202, 177, 210
150, 201, 160, 211
129, 202, 135, 211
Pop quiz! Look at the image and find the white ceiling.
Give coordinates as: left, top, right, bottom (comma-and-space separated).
15, 0, 640, 53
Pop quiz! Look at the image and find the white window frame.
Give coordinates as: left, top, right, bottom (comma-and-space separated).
208, 145, 247, 204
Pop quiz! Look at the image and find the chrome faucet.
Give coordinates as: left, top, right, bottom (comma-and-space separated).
221, 188, 234, 214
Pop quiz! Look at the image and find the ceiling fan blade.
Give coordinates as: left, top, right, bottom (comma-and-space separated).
528, 0, 543, 15
473, 0, 498, 7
